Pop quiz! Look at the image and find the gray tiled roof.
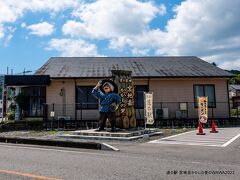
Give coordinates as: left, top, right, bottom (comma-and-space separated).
35, 56, 234, 78
229, 85, 240, 90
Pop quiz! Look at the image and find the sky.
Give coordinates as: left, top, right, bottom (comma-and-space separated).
0, 0, 240, 74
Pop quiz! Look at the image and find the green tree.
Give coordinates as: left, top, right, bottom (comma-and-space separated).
229, 74, 240, 84
14, 92, 29, 111
0, 76, 3, 98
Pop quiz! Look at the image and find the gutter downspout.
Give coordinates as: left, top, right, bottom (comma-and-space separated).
148, 76, 150, 92
227, 79, 231, 119
74, 78, 77, 121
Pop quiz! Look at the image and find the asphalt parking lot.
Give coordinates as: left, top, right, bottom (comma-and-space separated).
149, 127, 240, 147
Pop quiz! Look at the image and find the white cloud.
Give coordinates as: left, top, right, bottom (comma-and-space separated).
131, 48, 150, 56
109, 36, 131, 50
66, 0, 159, 38
26, 22, 54, 36
62, 20, 89, 37
0, 1, 19, 24
0, 24, 4, 39
0, 25, 4, 39
3, 26, 15, 46
0, 0, 78, 39
158, 4, 167, 16
47, 38, 99, 57
220, 59, 240, 70
0, 0, 78, 17
159, 0, 240, 69
0, 25, 15, 46
105, 0, 240, 69
21, 23, 26, 28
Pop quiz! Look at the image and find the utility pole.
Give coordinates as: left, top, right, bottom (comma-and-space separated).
2, 84, 6, 118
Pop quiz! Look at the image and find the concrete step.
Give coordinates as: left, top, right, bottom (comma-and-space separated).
59, 129, 163, 141
72, 129, 143, 137
71, 128, 159, 137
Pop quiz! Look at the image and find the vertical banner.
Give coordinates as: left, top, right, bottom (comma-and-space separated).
144, 92, 154, 125
198, 96, 208, 123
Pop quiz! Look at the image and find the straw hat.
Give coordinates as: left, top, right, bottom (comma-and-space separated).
99, 79, 118, 93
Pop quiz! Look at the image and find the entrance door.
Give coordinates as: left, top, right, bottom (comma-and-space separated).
22, 86, 46, 117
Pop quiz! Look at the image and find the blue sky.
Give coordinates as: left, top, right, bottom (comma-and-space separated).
0, 0, 239, 74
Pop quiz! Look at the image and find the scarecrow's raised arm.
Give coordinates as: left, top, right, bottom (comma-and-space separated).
91, 81, 104, 99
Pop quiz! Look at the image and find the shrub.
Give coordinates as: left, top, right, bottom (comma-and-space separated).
6, 112, 15, 120
230, 109, 239, 116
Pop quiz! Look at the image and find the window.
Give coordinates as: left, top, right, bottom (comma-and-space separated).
236, 90, 240, 96
134, 85, 149, 109
76, 86, 98, 109
193, 85, 216, 108
22, 86, 46, 116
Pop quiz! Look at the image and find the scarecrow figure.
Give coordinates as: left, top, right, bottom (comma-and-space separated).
91, 79, 121, 132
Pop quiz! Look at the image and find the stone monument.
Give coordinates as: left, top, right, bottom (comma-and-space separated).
110, 70, 137, 129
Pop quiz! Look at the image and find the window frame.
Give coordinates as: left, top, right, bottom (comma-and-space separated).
134, 85, 149, 109
76, 86, 98, 110
193, 84, 216, 108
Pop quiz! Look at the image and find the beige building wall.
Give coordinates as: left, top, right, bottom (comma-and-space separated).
46, 79, 100, 120
46, 78, 230, 120
149, 78, 229, 118
46, 79, 76, 119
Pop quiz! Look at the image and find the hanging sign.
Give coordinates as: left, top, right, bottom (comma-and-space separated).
144, 92, 154, 125
50, 111, 55, 117
198, 96, 208, 123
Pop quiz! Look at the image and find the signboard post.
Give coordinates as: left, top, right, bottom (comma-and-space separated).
198, 96, 208, 124
144, 92, 154, 128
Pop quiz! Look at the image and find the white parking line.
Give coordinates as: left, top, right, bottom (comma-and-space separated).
160, 130, 196, 140
221, 132, 240, 147
149, 130, 195, 143
150, 141, 222, 147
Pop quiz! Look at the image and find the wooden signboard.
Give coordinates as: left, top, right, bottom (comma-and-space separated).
144, 92, 154, 125
110, 70, 136, 129
198, 96, 208, 123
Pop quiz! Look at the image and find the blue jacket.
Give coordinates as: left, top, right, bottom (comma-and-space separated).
91, 88, 121, 112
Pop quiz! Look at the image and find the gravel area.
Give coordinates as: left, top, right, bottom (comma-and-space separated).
0, 130, 68, 138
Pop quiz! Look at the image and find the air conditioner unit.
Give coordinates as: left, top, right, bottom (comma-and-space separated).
154, 108, 168, 119
58, 116, 71, 121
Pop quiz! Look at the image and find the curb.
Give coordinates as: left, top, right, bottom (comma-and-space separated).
0, 137, 101, 150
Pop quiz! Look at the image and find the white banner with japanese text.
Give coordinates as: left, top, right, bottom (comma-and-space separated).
198, 96, 208, 123
144, 92, 154, 125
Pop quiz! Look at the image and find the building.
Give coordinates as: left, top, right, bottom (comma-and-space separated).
4, 56, 234, 123
229, 85, 240, 108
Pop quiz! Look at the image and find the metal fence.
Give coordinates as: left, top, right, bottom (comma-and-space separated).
40, 102, 240, 129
